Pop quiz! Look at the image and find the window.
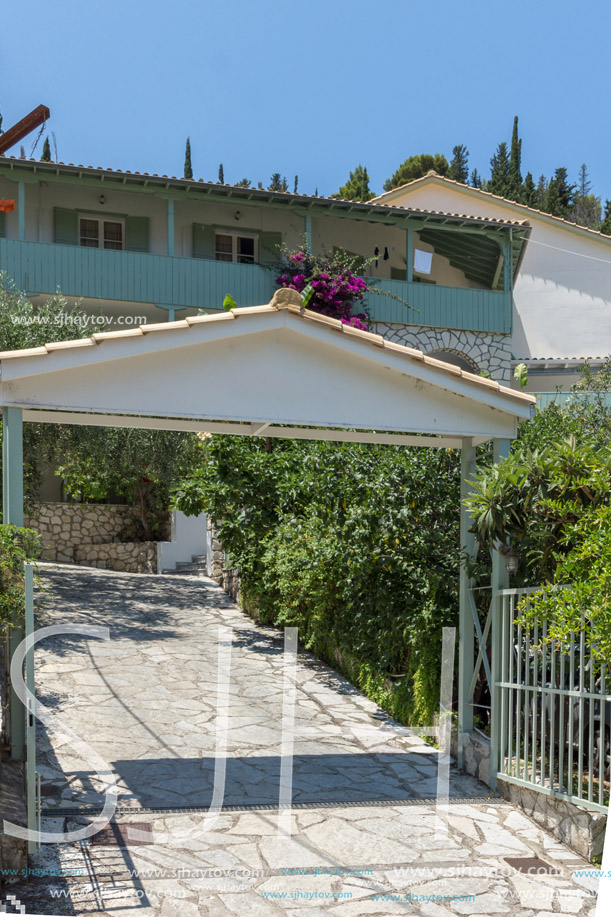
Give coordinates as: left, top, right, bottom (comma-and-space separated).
79, 215, 124, 250
214, 231, 257, 264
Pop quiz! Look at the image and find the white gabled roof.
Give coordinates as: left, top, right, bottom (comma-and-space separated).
0, 298, 533, 446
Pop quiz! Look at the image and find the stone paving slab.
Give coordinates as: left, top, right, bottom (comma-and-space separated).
11, 566, 600, 916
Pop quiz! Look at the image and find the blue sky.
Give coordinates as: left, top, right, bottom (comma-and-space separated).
3, 0, 610, 201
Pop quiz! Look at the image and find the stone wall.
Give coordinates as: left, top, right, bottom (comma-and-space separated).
207, 519, 241, 601
74, 541, 157, 574
25, 502, 141, 564
372, 322, 512, 384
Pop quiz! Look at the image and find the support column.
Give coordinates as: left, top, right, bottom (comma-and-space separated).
502, 230, 513, 292
489, 437, 511, 790
458, 437, 476, 767
2, 407, 25, 761
406, 227, 413, 282
18, 182, 25, 241
305, 214, 312, 253
167, 199, 175, 256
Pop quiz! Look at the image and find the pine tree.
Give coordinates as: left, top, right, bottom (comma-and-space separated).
383, 153, 449, 192
332, 164, 375, 202
448, 145, 469, 183
41, 136, 52, 162
488, 142, 511, 197
183, 138, 193, 180
601, 200, 611, 235
268, 173, 288, 192
218, 163, 224, 184
523, 172, 537, 208
470, 168, 482, 189
507, 116, 523, 202
235, 178, 251, 188
294, 175, 299, 194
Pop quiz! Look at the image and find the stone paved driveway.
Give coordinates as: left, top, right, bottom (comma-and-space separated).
14, 566, 599, 916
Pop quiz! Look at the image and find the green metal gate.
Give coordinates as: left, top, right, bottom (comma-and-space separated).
494, 586, 610, 813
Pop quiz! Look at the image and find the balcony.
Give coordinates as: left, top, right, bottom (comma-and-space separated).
0, 238, 512, 334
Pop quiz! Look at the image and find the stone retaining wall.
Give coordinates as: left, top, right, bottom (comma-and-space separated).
74, 541, 157, 574
25, 502, 141, 563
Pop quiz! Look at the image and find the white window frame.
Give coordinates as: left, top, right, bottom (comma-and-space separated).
214, 229, 258, 264
79, 213, 125, 251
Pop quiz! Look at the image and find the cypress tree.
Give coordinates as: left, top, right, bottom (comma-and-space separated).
184, 138, 193, 180
470, 168, 482, 189
572, 164, 601, 228
507, 116, 523, 202
41, 136, 52, 162
488, 142, 511, 197
268, 174, 289, 192
601, 200, 611, 235
523, 172, 537, 208
218, 163, 224, 184
294, 175, 299, 194
545, 167, 574, 217
448, 145, 469, 183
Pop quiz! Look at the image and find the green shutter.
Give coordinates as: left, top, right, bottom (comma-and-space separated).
258, 231, 282, 263
53, 208, 78, 245
192, 224, 215, 259
0, 212, 5, 238
390, 267, 407, 281
125, 216, 150, 253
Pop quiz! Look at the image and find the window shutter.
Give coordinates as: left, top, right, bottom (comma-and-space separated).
0, 212, 5, 238
192, 224, 215, 259
258, 231, 282, 263
53, 208, 78, 245
125, 216, 150, 253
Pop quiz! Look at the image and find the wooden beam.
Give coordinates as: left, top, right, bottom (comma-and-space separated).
0, 105, 50, 155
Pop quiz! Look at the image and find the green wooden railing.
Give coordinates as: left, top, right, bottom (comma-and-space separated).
0, 238, 512, 333
536, 391, 611, 409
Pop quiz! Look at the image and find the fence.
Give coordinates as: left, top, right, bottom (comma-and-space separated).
495, 586, 611, 813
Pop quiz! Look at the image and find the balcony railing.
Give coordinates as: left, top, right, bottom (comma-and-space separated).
0, 238, 512, 333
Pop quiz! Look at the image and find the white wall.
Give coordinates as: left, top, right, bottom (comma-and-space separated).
379, 182, 611, 362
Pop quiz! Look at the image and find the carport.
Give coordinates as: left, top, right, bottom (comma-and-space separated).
0, 292, 534, 801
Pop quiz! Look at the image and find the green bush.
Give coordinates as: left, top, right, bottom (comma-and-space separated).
0, 525, 41, 630
174, 436, 461, 725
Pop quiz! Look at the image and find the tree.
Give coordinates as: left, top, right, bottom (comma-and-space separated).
235, 178, 251, 188
600, 200, 611, 235
522, 172, 537, 208
488, 142, 511, 197
294, 175, 299, 194
268, 173, 288, 192
470, 168, 482, 189
183, 137, 193, 180
40, 137, 52, 162
332, 164, 375, 202
535, 174, 548, 209
218, 163, 224, 184
507, 116, 523, 202
545, 167, 574, 217
570, 164, 601, 228
448, 145, 469, 183
383, 154, 449, 192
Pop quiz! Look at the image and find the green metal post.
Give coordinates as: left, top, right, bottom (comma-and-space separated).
502, 231, 513, 292
2, 407, 25, 760
458, 437, 476, 767
489, 437, 511, 790
305, 215, 312, 253
24, 563, 37, 852
406, 227, 413, 282
167, 199, 175, 256
18, 182, 25, 241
